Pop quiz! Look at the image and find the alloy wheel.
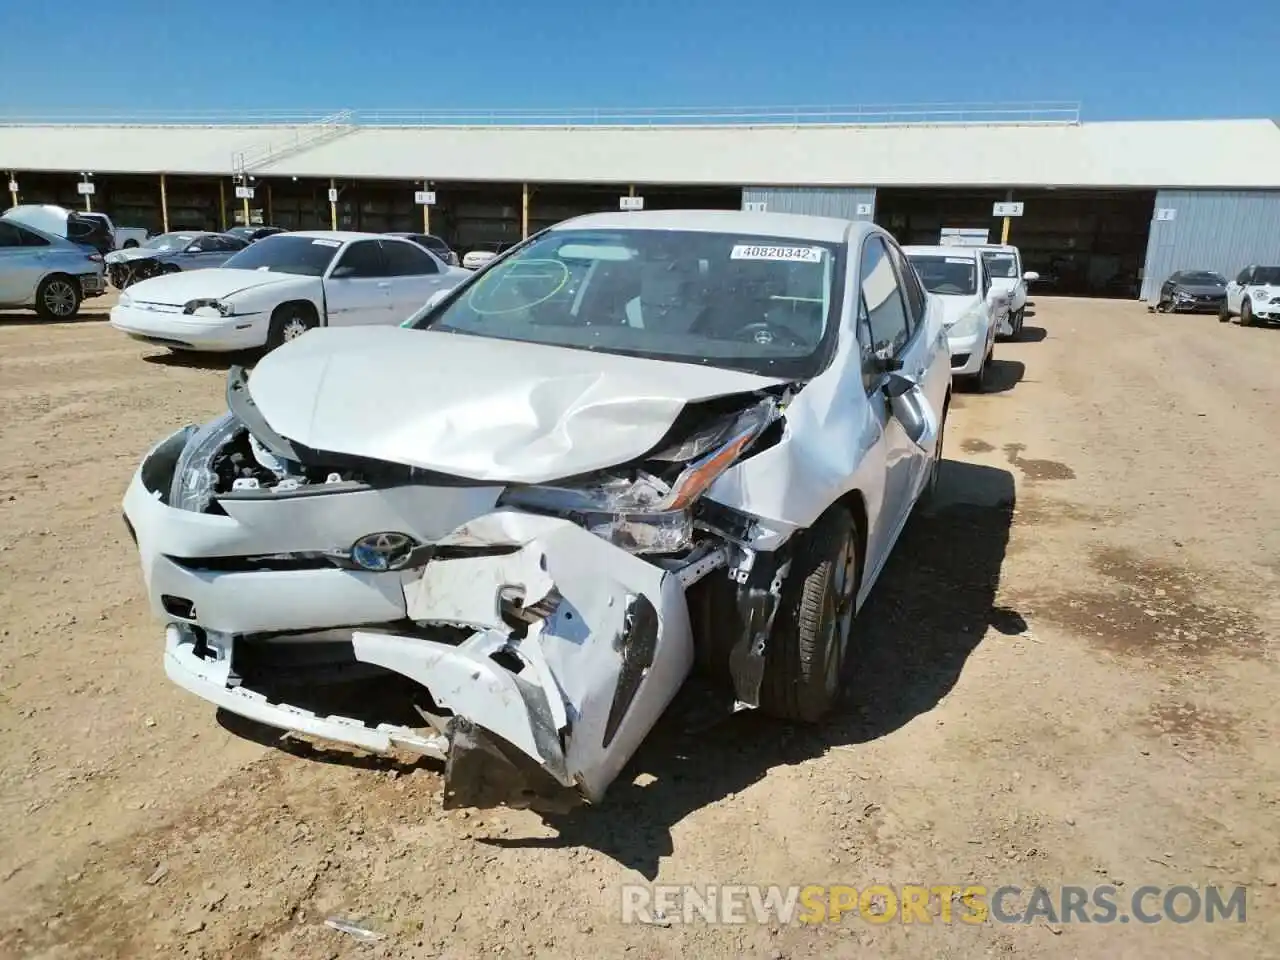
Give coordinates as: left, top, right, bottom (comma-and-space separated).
44, 280, 77, 317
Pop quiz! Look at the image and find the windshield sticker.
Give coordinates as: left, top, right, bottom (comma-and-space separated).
945, 257, 972, 264
730, 244, 823, 263
311, 239, 342, 247
466, 259, 570, 315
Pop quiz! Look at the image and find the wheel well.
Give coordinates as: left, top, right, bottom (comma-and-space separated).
272, 299, 319, 325
836, 489, 868, 598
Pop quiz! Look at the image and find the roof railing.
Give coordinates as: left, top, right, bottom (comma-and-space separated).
231, 110, 356, 175
0, 101, 1083, 130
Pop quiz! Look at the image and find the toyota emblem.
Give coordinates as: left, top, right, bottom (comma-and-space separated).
349, 532, 419, 572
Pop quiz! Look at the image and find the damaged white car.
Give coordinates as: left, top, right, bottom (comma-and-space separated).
121, 211, 952, 811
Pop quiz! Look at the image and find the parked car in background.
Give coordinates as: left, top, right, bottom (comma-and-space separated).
79, 212, 149, 249
462, 241, 517, 269
1155, 270, 1228, 314
977, 244, 1038, 339
104, 231, 249, 288
0, 217, 107, 319
226, 226, 287, 244
1221, 265, 1280, 326
385, 231, 460, 266
119, 211, 952, 811
2, 203, 115, 256
110, 231, 471, 352
905, 244, 1007, 391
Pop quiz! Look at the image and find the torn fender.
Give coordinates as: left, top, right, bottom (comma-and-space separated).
353, 518, 694, 807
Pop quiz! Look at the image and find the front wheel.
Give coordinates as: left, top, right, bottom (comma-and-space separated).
34, 274, 82, 321
1240, 300, 1254, 327
1218, 302, 1231, 323
760, 505, 860, 723
266, 304, 317, 351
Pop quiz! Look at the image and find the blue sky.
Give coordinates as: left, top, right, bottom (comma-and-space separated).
7, 0, 1275, 120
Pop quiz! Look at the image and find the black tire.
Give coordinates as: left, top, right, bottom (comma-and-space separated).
123, 240, 139, 249
1155, 299, 1170, 314
1010, 307, 1025, 339
1240, 300, 1254, 328
266, 303, 317, 351
962, 346, 991, 393
760, 505, 860, 723
915, 399, 948, 514
34, 274, 82, 321
1218, 302, 1231, 322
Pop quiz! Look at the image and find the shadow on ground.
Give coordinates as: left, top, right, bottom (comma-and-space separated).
142, 348, 259, 369
981, 359, 1025, 393
488, 460, 1018, 875
1016, 325, 1047, 343
0, 312, 111, 326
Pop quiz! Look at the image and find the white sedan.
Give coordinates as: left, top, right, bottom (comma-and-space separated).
121, 211, 952, 812
978, 244, 1038, 339
905, 245, 1008, 391
110, 231, 471, 352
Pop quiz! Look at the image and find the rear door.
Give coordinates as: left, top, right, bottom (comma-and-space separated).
0, 221, 48, 305
324, 239, 391, 326
379, 239, 447, 322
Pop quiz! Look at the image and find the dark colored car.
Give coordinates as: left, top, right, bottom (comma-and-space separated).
104, 231, 249, 288
226, 225, 287, 243
1156, 270, 1228, 313
384, 231, 460, 266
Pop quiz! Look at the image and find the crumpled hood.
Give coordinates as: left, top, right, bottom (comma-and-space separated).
105, 246, 176, 264
1174, 283, 1227, 296
246, 326, 789, 484
934, 293, 983, 327
126, 269, 298, 306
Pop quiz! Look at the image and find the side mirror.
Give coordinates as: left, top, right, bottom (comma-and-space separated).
330, 265, 356, 279
881, 371, 916, 399
185, 245, 201, 253
1023, 271, 1040, 282
871, 348, 903, 375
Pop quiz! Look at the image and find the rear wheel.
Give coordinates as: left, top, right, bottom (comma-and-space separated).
760, 505, 860, 723
34, 274, 82, 321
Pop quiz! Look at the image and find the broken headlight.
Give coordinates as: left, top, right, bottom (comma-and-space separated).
497, 398, 778, 554
183, 298, 236, 318
169, 412, 239, 512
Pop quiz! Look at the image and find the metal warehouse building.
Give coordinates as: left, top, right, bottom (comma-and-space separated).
4, 104, 1280, 301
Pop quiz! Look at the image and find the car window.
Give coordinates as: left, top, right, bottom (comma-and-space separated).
859, 237, 912, 361
0, 222, 25, 248
382, 239, 440, 276
334, 240, 386, 278
980, 260, 992, 297
888, 242, 926, 331
1252, 266, 1280, 284
1236, 267, 1253, 284
212, 236, 246, 252
981, 251, 1019, 280
413, 228, 844, 379
908, 254, 977, 296
187, 236, 217, 252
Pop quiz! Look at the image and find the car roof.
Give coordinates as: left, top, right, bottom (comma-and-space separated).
903, 244, 981, 259
552, 209, 863, 244
286, 230, 386, 242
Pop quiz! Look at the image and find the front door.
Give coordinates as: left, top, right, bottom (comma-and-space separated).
1226, 267, 1253, 314
323, 239, 392, 326
0, 221, 47, 305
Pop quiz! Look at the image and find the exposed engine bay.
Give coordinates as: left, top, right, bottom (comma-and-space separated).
107, 258, 174, 289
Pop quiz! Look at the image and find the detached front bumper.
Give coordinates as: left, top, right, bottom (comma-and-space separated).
110, 304, 269, 352
125, 430, 699, 809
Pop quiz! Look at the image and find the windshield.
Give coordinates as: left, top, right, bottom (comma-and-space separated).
1252, 267, 1280, 285
144, 232, 197, 250
1178, 271, 1226, 285
981, 252, 1019, 279
221, 234, 342, 276
410, 228, 843, 378
908, 255, 977, 296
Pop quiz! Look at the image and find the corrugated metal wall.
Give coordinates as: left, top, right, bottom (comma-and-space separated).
1140, 189, 1280, 301
742, 186, 876, 220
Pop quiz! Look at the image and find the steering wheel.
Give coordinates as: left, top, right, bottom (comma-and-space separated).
732, 321, 807, 348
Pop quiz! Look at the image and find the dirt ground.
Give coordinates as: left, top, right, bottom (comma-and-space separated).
0, 294, 1277, 959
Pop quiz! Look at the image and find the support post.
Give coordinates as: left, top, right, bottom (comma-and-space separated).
1000, 188, 1013, 245
7, 170, 16, 208
266, 181, 273, 225
423, 182, 430, 234
160, 174, 169, 232
218, 178, 226, 231
521, 183, 529, 239
330, 177, 338, 230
